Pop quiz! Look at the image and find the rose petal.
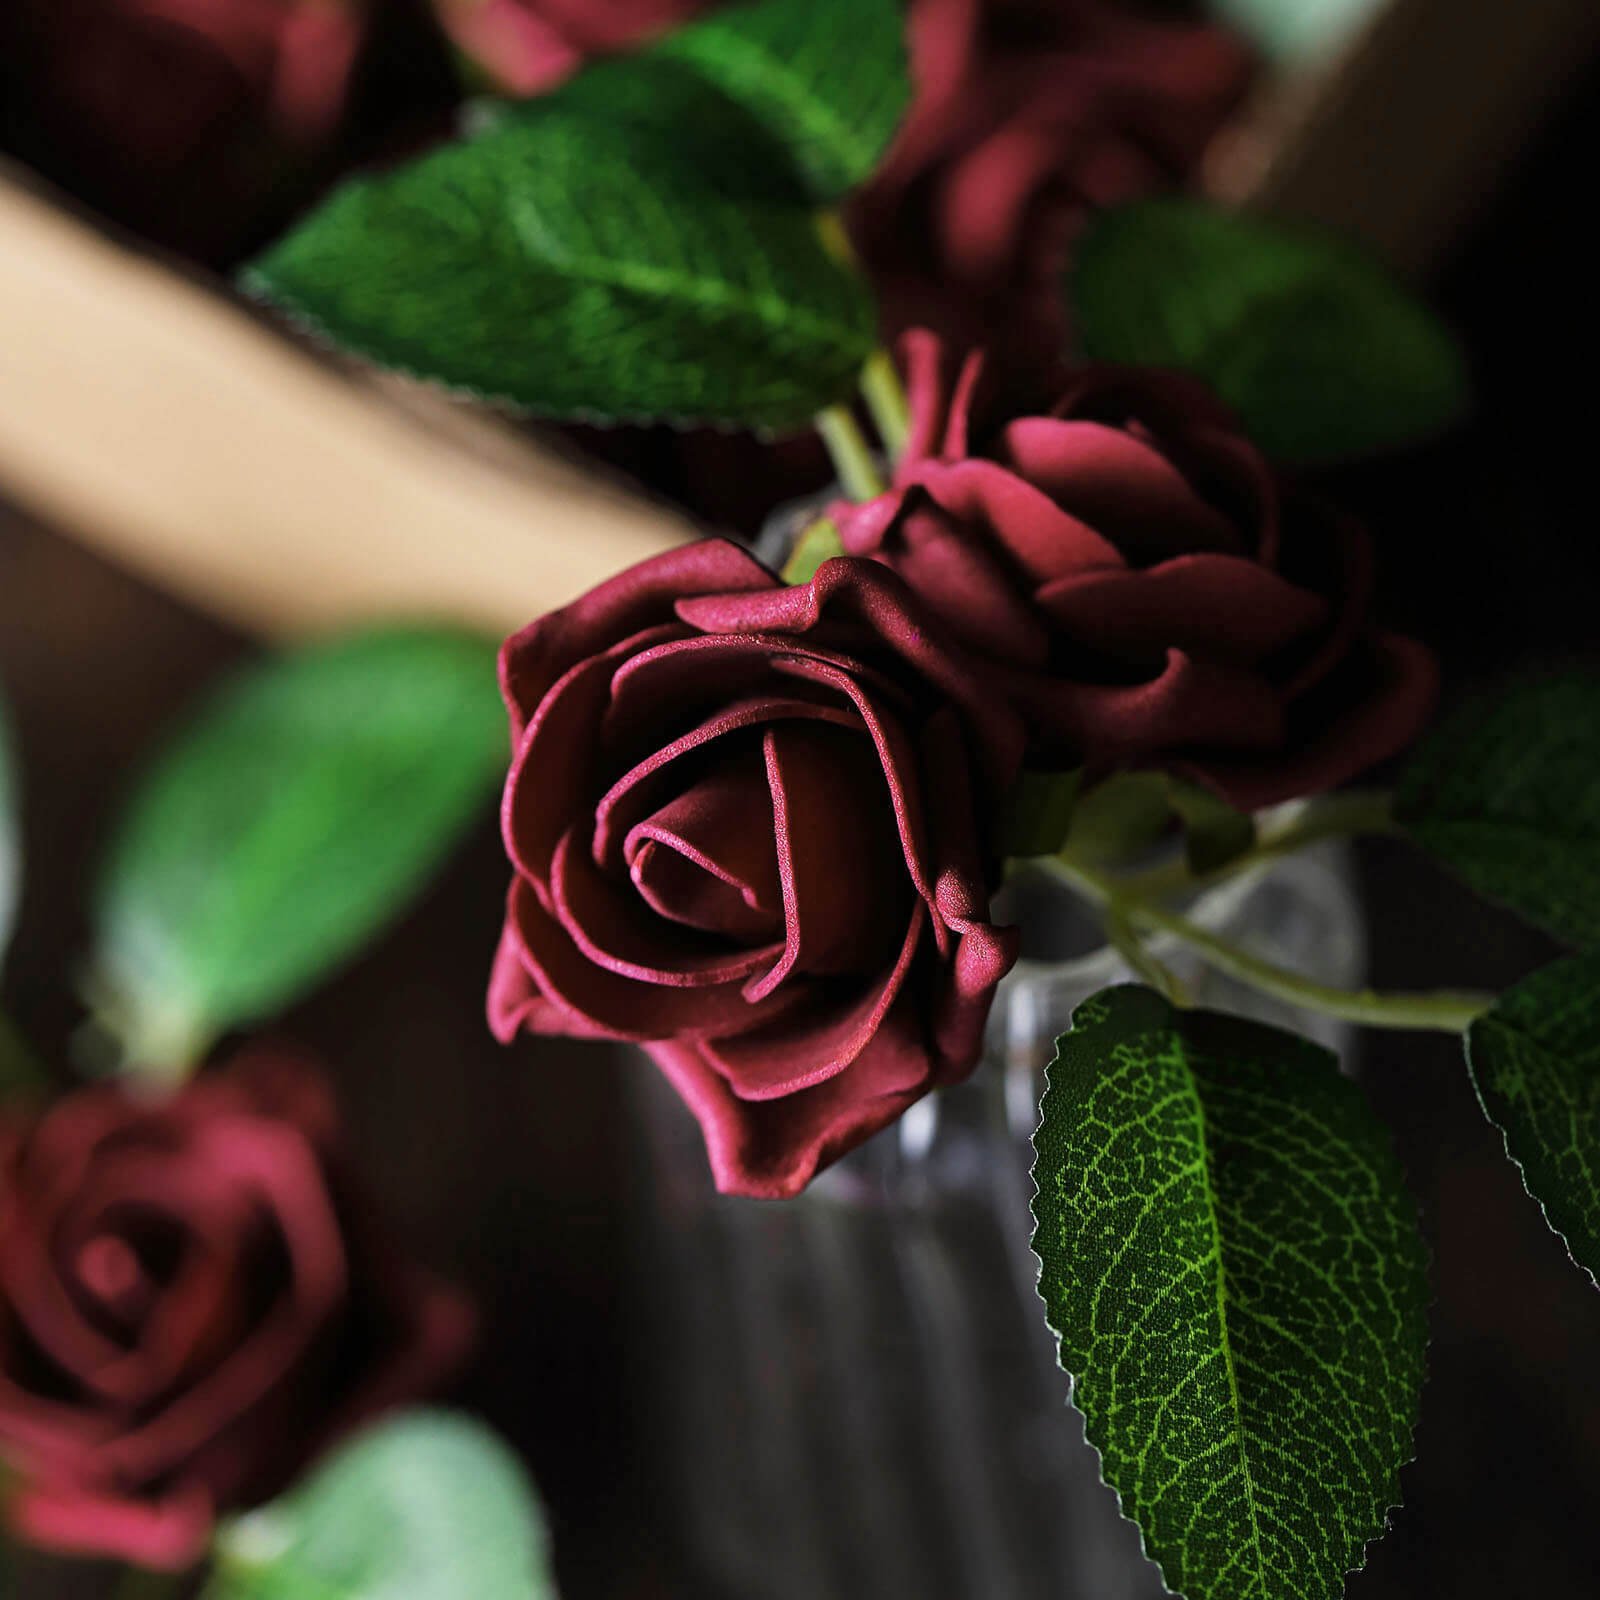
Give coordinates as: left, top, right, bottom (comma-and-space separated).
646, 1008, 937, 1198
6, 1478, 213, 1571
498, 539, 773, 739
551, 827, 781, 988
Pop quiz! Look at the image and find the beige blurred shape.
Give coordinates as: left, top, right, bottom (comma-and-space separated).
0, 168, 696, 640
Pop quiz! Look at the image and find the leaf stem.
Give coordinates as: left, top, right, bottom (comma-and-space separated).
1105, 904, 1191, 1007
1039, 854, 1494, 1034
814, 405, 885, 502
860, 349, 911, 463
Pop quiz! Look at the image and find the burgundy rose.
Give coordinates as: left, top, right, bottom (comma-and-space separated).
0, 1051, 473, 1570
848, 0, 1254, 401
488, 540, 1022, 1198
833, 332, 1438, 808
432, 0, 714, 94
1, 0, 368, 259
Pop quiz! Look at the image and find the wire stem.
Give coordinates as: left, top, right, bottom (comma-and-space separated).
860, 349, 911, 463
814, 405, 886, 502
1037, 854, 1494, 1035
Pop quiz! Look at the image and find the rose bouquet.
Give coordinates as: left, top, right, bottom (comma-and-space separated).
7, 0, 1600, 1597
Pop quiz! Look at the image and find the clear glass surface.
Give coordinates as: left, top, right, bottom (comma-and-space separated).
630, 843, 1365, 1599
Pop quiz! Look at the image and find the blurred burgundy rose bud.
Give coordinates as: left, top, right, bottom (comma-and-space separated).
0, 1051, 474, 1571
432, 0, 715, 94
833, 332, 1439, 809
848, 0, 1254, 402
488, 540, 1023, 1198
1, 0, 370, 259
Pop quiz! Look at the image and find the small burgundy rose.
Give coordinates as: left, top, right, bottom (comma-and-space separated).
833, 332, 1438, 808
0, 1051, 473, 1571
848, 0, 1253, 402
433, 0, 714, 94
488, 540, 1023, 1198
1, 0, 369, 259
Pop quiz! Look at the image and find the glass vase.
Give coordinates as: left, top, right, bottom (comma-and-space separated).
629, 839, 1365, 1600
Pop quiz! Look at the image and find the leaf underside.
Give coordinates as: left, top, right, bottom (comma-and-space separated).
1031, 985, 1429, 1600
1396, 672, 1600, 947
1072, 199, 1468, 465
1467, 950, 1600, 1287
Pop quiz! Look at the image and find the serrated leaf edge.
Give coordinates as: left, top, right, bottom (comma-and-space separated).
1024, 987, 1431, 1600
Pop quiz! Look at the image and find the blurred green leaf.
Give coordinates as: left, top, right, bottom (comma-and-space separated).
1071, 199, 1469, 465
1396, 672, 1600, 946
659, 0, 910, 201
1165, 776, 1255, 875
243, 53, 877, 431
88, 627, 505, 1075
1211, 0, 1388, 63
999, 766, 1083, 858
206, 1410, 557, 1600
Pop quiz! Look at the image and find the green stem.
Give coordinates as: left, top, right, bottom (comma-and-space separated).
1105, 904, 1191, 1008
1116, 789, 1398, 905
860, 349, 911, 463
814, 405, 886, 502
1039, 854, 1494, 1035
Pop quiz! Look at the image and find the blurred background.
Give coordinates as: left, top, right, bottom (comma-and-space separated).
3, 1, 1600, 1595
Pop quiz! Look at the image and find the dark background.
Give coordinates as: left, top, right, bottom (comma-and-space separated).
4, 44, 1600, 1600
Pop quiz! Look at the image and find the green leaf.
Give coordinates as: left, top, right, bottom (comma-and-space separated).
1466, 950, 1600, 1288
1396, 672, 1600, 946
1071, 199, 1469, 465
657, 0, 910, 201
0, 687, 18, 965
243, 56, 877, 431
780, 517, 845, 584
1031, 985, 1429, 1600
89, 627, 505, 1074
1210, 0, 1388, 63
205, 1410, 557, 1600
1060, 771, 1174, 866
999, 766, 1083, 858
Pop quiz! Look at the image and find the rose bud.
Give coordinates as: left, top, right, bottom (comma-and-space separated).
833, 332, 1438, 809
488, 541, 1023, 1198
0, 1050, 474, 1571
431, 0, 714, 95
848, 0, 1253, 401
0, 0, 369, 260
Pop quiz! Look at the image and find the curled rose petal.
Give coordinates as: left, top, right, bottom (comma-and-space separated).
490, 543, 1023, 1194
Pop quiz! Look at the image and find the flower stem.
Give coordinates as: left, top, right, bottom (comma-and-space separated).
1116, 789, 1399, 905
814, 406, 886, 502
1038, 854, 1495, 1035
1105, 903, 1191, 1008
860, 349, 911, 463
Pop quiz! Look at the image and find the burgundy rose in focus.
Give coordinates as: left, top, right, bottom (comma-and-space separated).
849, 0, 1254, 399
433, 0, 714, 94
0, 1052, 473, 1570
834, 333, 1438, 809
488, 541, 1023, 1198
1, 0, 368, 259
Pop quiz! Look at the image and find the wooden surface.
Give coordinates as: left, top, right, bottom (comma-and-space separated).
0, 170, 696, 642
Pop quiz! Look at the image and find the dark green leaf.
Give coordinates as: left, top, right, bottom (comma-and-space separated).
658, 0, 910, 201
0, 688, 18, 964
89, 628, 505, 1074
780, 517, 844, 584
1072, 199, 1469, 465
205, 1410, 557, 1600
999, 766, 1083, 857
1166, 777, 1255, 876
1031, 985, 1429, 1600
0, 1010, 51, 1107
1467, 950, 1600, 1287
1396, 672, 1600, 946
243, 56, 877, 430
